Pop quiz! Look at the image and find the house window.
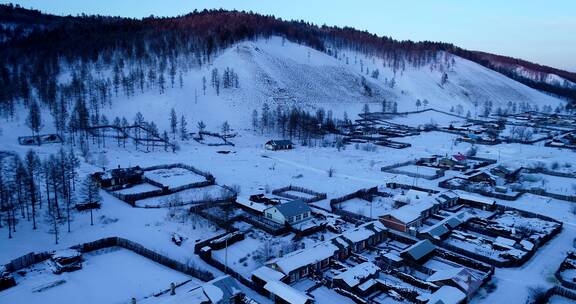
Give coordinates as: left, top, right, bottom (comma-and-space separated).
266, 213, 272, 219
288, 216, 294, 223
290, 272, 297, 282
303, 212, 309, 219
296, 214, 302, 221
300, 267, 308, 277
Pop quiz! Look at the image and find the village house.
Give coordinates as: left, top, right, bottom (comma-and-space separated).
264, 200, 312, 226
400, 239, 436, 264
333, 262, 380, 291
263, 280, 313, 304
426, 267, 485, 298
261, 221, 386, 284
381, 190, 457, 233
92, 165, 144, 188
265, 140, 294, 151
466, 171, 496, 186
168, 275, 244, 304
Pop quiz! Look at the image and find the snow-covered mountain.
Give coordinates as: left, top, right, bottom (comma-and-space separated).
0, 5, 571, 131
102, 36, 565, 131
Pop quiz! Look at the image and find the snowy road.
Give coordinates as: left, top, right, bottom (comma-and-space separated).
472, 225, 575, 303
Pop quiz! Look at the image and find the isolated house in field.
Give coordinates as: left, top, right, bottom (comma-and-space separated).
264, 200, 312, 226
92, 165, 144, 188
265, 140, 294, 151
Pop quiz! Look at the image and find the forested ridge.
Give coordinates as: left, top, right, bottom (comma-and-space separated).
1, 2, 574, 118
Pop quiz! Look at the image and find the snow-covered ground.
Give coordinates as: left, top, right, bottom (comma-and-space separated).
0, 247, 198, 304
0, 35, 574, 304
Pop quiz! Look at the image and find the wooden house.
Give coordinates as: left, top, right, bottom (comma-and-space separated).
265, 140, 294, 151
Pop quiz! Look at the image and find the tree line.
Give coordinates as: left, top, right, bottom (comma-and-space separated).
0, 149, 101, 244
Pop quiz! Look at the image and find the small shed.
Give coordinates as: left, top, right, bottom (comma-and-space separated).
400, 239, 436, 263
265, 140, 294, 151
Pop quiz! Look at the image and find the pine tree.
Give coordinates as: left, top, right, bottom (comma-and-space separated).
197, 121, 206, 139
26, 100, 43, 144
221, 121, 230, 137
179, 115, 188, 140
80, 176, 101, 226
169, 108, 178, 140
202, 76, 207, 95
251, 109, 259, 132
25, 150, 40, 230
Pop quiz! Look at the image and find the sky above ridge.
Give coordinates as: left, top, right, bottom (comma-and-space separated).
3, 0, 575, 72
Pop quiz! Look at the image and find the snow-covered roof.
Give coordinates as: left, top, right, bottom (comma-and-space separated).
427, 267, 467, 283
341, 221, 386, 243
393, 189, 431, 203
426, 285, 466, 304
52, 249, 81, 260
266, 140, 294, 146
206, 275, 242, 303
456, 192, 496, 206
422, 223, 450, 238
357, 278, 377, 292
383, 252, 403, 262
388, 199, 436, 223
272, 241, 339, 274
236, 197, 268, 213
252, 266, 286, 283
264, 280, 312, 304
271, 221, 384, 274
334, 262, 379, 288
427, 267, 479, 294
520, 240, 534, 251
495, 236, 516, 247
269, 200, 311, 218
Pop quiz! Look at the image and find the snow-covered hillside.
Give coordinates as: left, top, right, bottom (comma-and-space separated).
99, 37, 565, 131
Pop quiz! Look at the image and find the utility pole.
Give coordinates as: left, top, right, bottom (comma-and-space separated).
224, 237, 228, 274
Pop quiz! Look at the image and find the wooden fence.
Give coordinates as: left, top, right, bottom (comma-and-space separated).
272, 185, 327, 203
4, 237, 214, 282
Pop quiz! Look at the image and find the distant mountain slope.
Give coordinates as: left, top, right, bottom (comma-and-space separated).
0, 4, 571, 123
99, 37, 564, 132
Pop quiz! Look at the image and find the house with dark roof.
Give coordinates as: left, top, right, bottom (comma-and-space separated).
174, 275, 244, 304
400, 239, 436, 263
92, 165, 144, 188
265, 140, 294, 151
264, 200, 312, 226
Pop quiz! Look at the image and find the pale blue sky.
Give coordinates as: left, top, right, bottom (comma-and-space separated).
3, 0, 575, 71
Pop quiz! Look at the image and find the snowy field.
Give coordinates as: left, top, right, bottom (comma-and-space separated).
0, 36, 575, 304
339, 196, 395, 218
394, 164, 441, 177
144, 167, 207, 189
384, 110, 467, 128
0, 247, 195, 304
520, 173, 576, 195
135, 185, 230, 207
